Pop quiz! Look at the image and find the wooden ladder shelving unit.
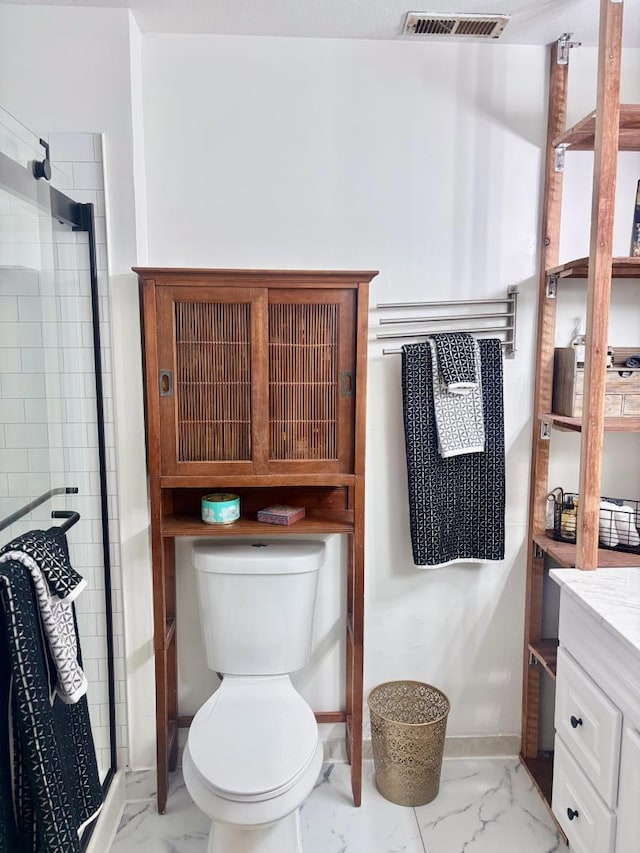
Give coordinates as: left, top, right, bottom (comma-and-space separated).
521, 0, 640, 805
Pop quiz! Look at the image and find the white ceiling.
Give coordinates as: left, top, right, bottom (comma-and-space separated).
3, 0, 640, 46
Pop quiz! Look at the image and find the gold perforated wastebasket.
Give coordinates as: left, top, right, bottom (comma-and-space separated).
368, 680, 450, 807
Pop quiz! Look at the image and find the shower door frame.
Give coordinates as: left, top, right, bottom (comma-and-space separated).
0, 143, 118, 840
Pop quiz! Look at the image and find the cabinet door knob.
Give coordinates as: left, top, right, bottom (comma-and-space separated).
567, 807, 579, 821
570, 715, 583, 729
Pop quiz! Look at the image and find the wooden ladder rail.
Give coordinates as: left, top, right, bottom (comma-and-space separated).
521, 37, 568, 767
576, 0, 624, 570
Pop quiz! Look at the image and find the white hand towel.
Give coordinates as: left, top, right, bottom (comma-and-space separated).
613, 504, 640, 547
599, 500, 620, 547
428, 338, 485, 458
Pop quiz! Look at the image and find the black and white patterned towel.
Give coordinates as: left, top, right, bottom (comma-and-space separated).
402, 338, 505, 567
0, 559, 102, 853
429, 332, 478, 393
428, 337, 485, 458
0, 529, 88, 704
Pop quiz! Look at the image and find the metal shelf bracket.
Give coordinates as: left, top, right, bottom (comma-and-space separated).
546, 273, 559, 299
540, 420, 551, 440
554, 144, 568, 172
557, 32, 581, 65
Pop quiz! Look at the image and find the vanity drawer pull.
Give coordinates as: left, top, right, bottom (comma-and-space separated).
567, 807, 579, 821
571, 715, 583, 729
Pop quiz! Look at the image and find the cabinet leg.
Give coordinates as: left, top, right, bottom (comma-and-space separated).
350, 644, 363, 807
154, 651, 169, 814
165, 539, 178, 773
347, 523, 364, 807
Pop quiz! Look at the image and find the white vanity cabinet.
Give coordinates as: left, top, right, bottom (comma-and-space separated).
549, 568, 640, 853
616, 726, 640, 852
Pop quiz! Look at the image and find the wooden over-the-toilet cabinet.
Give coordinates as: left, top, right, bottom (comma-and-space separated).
136, 267, 377, 814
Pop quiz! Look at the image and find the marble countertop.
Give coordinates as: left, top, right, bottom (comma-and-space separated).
550, 567, 640, 660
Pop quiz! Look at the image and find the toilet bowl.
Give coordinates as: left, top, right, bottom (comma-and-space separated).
184, 676, 323, 852
184, 539, 326, 853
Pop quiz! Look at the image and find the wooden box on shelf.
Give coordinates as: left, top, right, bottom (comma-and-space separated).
553, 347, 640, 418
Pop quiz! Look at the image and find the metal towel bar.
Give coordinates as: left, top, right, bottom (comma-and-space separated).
0, 486, 79, 533
374, 286, 518, 358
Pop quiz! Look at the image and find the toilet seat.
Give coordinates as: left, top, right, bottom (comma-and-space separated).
188, 675, 318, 803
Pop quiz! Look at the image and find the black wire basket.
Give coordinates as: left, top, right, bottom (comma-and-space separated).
548, 487, 640, 553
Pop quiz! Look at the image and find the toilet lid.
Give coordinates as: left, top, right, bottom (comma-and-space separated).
188, 677, 318, 801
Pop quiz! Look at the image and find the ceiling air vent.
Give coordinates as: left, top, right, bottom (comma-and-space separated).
403, 12, 510, 39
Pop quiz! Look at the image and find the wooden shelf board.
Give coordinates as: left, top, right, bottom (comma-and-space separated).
553, 104, 640, 151
547, 256, 640, 279
538, 412, 640, 433
521, 753, 554, 806
159, 474, 357, 489
528, 638, 559, 680
315, 711, 346, 724
162, 509, 355, 537
533, 531, 640, 568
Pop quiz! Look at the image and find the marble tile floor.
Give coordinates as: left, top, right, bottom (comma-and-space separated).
109, 758, 565, 853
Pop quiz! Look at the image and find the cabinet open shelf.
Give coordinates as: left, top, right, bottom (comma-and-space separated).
547, 257, 640, 280
528, 639, 559, 680
161, 509, 355, 537
552, 104, 640, 151
538, 413, 640, 433
533, 531, 640, 569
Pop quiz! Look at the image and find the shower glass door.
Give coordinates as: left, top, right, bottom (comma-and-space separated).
0, 106, 115, 813
0, 112, 56, 529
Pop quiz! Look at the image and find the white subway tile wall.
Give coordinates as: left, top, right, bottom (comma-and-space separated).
0, 132, 126, 779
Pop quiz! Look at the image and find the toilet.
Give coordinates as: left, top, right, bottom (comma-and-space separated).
183, 539, 326, 853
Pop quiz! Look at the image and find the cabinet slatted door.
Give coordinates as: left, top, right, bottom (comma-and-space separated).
176, 301, 250, 462
267, 289, 355, 473
152, 284, 356, 476
155, 286, 267, 476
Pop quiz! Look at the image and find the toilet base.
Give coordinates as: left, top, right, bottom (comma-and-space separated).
206, 810, 302, 853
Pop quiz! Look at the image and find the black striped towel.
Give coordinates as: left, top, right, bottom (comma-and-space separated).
402, 338, 505, 567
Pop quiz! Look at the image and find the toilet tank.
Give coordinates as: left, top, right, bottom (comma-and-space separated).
192, 539, 325, 675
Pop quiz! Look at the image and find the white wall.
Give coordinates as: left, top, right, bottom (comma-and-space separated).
141, 34, 547, 741
0, 5, 155, 768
